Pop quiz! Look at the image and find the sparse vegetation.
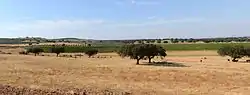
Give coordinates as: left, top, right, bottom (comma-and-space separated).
143, 44, 167, 63
50, 46, 65, 57
118, 44, 167, 64
26, 47, 44, 56
85, 49, 98, 58
218, 45, 249, 62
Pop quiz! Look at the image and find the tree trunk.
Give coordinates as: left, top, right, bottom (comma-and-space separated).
35, 53, 37, 56
136, 59, 140, 65
148, 58, 152, 63
56, 53, 59, 57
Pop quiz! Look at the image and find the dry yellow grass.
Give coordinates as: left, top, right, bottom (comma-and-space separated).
0, 49, 250, 95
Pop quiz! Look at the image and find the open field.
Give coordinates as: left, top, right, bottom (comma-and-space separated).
2, 43, 250, 53
39, 43, 250, 53
160, 43, 250, 51
0, 49, 250, 94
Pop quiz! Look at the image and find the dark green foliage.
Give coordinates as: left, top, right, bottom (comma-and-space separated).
28, 43, 250, 54
118, 44, 167, 64
26, 47, 44, 56
37, 45, 120, 53
50, 46, 65, 57
156, 40, 161, 43
217, 46, 232, 56
118, 44, 145, 64
171, 39, 179, 43
85, 49, 98, 58
161, 43, 250, 51
143, 44, 167, 63
217, 45, 246, 62
245, 47, 250, 57
163, 41, 168, 43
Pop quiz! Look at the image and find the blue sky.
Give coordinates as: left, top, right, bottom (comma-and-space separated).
0, 0, 250, 39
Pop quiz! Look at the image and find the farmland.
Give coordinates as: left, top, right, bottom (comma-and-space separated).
161, 43, 250, 51
0, 46, 250, 94
0, 43, 250, 94
27, 43, 250, 53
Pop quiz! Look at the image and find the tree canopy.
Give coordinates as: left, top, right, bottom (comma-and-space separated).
217, 45, 246, 62
85, 49, 98, 58
50, 46, 65, 57
118, 44, 167, 64
27, 47, 44, 56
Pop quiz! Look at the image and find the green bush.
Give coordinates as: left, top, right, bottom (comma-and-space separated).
26, 47, 44, 56
85, 49, 98, 58
50, 46, 65, 57
218, 45, 246, 62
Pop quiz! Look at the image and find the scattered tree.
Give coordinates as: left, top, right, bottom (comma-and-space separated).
118, 44, 167, 64
85, 49, 98, 58
51, 46, 65, 57
118, 44, 145, 65
27, 47, 44, 56
217, 45, 246, 62
143, 44, 167, 63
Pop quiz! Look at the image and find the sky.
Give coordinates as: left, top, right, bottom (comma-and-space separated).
0, 0, 250, 40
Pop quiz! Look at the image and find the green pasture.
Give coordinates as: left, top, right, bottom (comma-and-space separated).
161, 43, 250, 51
27, 43, 250, 53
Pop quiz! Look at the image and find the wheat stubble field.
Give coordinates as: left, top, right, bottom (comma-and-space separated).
0, 48, 250, 95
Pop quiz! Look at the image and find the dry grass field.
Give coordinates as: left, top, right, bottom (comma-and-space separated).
0, 47, 250, 95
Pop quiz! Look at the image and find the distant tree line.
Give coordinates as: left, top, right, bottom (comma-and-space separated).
111, 37, 250, 44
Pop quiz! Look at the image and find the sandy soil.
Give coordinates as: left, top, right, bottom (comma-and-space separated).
0, 49, 250, 95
